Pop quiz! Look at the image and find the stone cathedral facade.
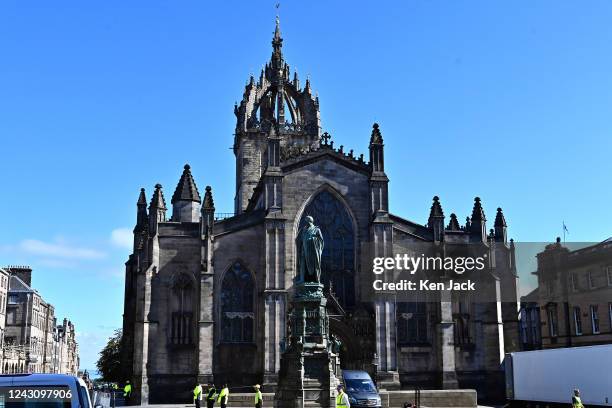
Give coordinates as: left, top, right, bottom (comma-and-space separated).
121, 19, 520, 404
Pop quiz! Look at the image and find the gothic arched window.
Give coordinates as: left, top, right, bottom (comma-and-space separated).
170, 274, 194, 345
300, 190, 355, 309
221, 262, 254, 343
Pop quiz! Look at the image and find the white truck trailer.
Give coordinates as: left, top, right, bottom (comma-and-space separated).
505, 344, 612, 407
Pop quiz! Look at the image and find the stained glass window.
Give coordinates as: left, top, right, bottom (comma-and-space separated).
221, 262, 254, 343
300, 190, 355, 309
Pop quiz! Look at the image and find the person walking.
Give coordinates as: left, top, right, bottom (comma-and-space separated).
193, 383, 203, 408
336, 384, 350, 408
123, 381, 132, 406
217, 384, 229, 408
253, 384, 263, 408
572, 389, 584, 408
206, 384, 217, 408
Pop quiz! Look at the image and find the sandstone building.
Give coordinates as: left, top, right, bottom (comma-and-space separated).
0, 266, 79, 375
121, 19, 520, 404
521, 238, 612, 350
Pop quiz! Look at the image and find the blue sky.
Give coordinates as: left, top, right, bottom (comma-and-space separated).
1, 1, 611, 372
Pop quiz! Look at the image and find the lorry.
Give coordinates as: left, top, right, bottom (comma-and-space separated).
505, 344, 612, 407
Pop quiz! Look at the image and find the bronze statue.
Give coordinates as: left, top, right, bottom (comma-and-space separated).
296, 215, 324, 283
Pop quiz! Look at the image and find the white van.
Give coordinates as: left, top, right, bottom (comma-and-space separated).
0, 374, 92, 408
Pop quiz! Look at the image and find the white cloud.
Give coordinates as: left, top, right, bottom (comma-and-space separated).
110, 228, 132, 249
19, 239, 106, 260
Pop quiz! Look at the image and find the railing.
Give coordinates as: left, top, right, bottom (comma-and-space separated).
214, 212, 236, 221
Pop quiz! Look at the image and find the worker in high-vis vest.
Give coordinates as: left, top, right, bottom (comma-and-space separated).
123, 381, 132, 405
336, 384, 350, 408
193, 383, 203, 408
206, 384, 217, 408
253, 384, 263, 408
572, 389, 584, 408
217, 384, 229, 408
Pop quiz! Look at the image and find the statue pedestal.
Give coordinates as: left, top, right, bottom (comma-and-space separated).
275, 283, 340, 408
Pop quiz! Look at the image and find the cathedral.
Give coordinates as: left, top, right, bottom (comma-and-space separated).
121, 18, 520, 404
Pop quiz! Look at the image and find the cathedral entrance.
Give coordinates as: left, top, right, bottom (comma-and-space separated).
329, 314, 376, 377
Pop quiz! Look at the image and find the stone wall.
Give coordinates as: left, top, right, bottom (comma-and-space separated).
169, 390, 478, 408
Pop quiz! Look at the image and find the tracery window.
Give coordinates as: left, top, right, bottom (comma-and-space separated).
170, 274, 194, 345
221, 262, 254, 343
300, 190, 355, 309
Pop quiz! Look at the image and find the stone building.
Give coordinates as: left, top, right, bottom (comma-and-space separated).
55, 318, 79, 376
522, 237, 612, 350
121, 19, 520, 404
1, 266, 79, 375
0, 268, 10, 371
519, 288, 541, 350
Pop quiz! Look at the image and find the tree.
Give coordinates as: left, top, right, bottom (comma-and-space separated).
96, 329, 122, 382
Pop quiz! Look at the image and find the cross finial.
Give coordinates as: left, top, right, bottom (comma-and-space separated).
321, 132, 331, 145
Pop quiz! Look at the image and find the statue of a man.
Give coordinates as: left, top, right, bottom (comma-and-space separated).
296, 215, 324, 283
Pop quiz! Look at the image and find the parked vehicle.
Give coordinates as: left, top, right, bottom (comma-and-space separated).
0, 373, 92, 408
505, 344, 612, 407
341, 370, 382, 408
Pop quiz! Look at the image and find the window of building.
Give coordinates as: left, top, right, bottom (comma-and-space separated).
529, 308, 540, 344
590, 305, 600, 334
609, 303, 612, 329
573, 307, 582, 335
453, 301, 472, 345
170, 274, 194, 345
300, 190, 355, 309
7, 309, 15, 325
520, 308, 528, 343
588, 271, 596, 289
570, 273, 577, 292
8, 294, 17, 304
220, 262, 254, 343
397, 302, 428, 345
547, 304, 558, 337
607, 266, 612, 286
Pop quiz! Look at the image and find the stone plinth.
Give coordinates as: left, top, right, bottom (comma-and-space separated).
274, 283, 340, 408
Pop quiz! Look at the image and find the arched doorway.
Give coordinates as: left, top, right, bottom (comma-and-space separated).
329, 311, 376, 378
298, 189, 356, 309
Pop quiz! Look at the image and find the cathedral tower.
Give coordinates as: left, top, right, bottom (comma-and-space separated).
233, 17, 321, 213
